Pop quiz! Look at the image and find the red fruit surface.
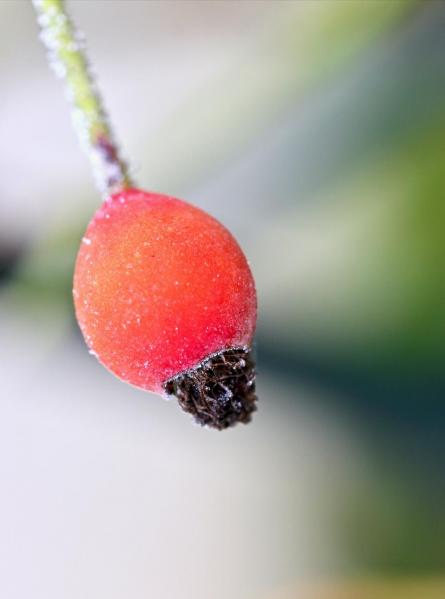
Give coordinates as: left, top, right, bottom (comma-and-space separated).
73, 189, 257, 393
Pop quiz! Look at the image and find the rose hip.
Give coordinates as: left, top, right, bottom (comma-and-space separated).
73, 188, 257, 428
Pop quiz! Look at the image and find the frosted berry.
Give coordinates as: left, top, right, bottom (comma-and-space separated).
73, 188, 257, 429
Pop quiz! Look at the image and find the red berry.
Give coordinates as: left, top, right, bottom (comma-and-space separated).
73, 189, 257, 428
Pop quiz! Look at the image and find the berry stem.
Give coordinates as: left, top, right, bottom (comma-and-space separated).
32, 0, 133, 196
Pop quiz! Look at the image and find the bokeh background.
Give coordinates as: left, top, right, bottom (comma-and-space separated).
1, 1, 444, 598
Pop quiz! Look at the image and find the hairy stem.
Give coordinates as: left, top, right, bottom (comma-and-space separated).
32, 0, 133, 195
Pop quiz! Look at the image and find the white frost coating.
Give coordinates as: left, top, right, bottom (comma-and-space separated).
32, 0, 132, 196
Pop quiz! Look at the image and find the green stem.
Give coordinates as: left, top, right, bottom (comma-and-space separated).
32, 0, 133, 196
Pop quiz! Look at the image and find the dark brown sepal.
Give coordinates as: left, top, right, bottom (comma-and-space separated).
164, 347, 257, 430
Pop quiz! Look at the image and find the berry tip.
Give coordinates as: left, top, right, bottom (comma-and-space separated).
164, 347, 257, 430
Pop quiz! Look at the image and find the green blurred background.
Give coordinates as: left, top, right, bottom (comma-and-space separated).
1, 1, 444, 597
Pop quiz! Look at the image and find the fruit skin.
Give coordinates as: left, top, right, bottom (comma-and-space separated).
73, 188, 257, 393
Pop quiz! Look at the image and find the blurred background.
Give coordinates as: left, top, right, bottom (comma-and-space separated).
1, 1, 444, 597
